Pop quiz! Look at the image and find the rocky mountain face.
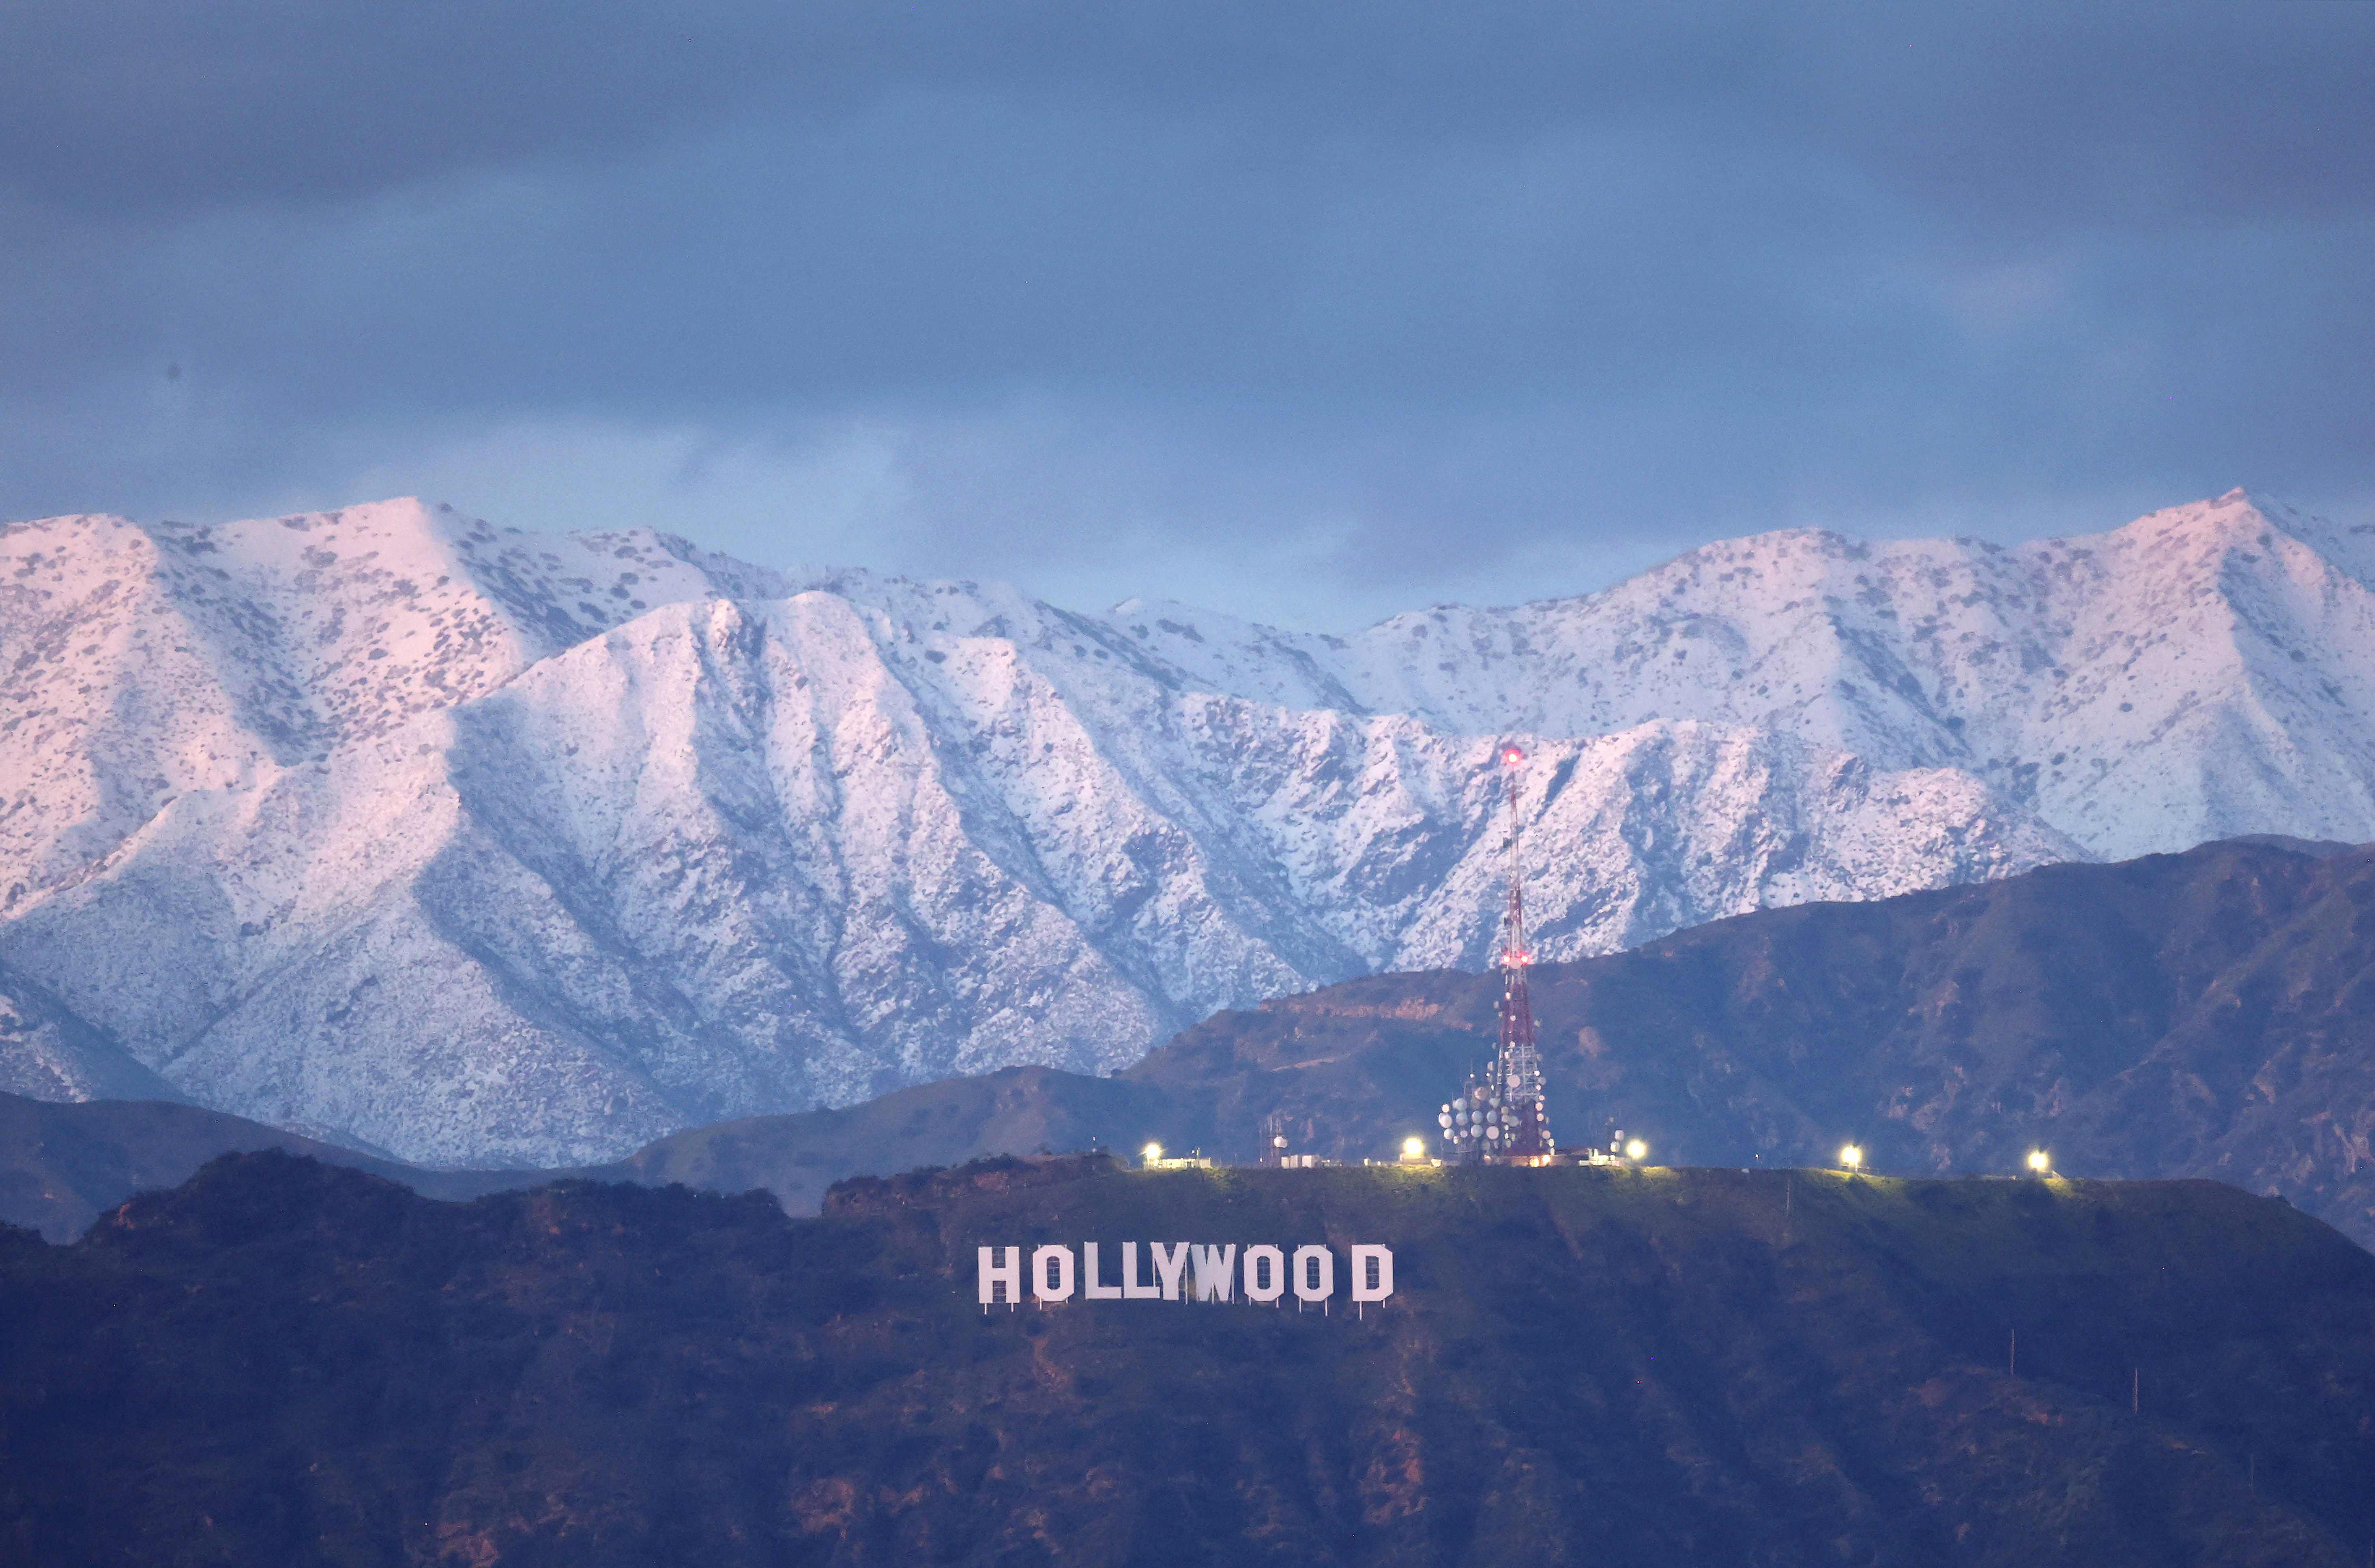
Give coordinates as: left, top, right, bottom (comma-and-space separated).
2, 1150, 2371, 1565
2, 490, 2370, 1165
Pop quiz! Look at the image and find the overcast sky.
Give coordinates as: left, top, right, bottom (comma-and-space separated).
4, 2, 2371, 626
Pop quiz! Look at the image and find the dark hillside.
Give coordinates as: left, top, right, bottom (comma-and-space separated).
593, 1065, 1168, 1216
1121, 837, 2375, 1244
2, 1151, 2373, 1565
0, 1068, 1162, 1241
0, 1092, 536, 1240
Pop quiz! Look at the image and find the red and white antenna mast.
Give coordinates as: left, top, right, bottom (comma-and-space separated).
1492, 744, 1550, 1162
1438, 744, 1553, 1164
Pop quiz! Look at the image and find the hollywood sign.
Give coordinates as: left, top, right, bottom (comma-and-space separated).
977, 1242, 1394, 1306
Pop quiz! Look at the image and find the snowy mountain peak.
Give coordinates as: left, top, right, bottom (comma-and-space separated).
0, 498, 785, 911
4, 491, 2373, 1164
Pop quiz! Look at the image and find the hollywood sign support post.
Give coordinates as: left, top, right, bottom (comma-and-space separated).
977, 1243, 1395, 1316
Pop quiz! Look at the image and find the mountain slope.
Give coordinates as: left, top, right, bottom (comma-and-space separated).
4, 491, 2374, 1162
0, 1091, 531, 1242
2, 1150, 2371, 1565
1119, 835, 2375, 1248
513, 837, 2375, 1251
8, 839, 2374, 1245
0, 500, 783, 911
0, 963, 180, 1105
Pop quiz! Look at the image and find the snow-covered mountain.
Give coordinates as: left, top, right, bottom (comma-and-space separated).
0, 489, 2360, 1165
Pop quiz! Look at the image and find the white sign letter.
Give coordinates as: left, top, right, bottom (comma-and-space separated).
977, 1245, 1020, 1305
1293, 1244, 1335, 1303
1032, 1244, 1076, 1303
1082, 1242, 1123, 1300
1190, 1243, 1237, 1302
1243, 1244, 1286, 1303
1152, 1242, 1190, 1300
1350, 1244, 1394, 1302
1122, 1242, 1160, 1300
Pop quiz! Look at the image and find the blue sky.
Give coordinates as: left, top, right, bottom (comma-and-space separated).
4, 1, 2371, 626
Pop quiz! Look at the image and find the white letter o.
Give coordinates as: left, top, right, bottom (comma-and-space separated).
1292, 1244, 1334, 1302
1032, 1244, 1076, 1302
1243, 1244, 1286, 1302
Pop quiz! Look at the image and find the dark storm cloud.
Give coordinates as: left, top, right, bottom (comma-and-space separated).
10, 2, 2369, 223
3, 2, 2371, 624
0, 1, 825, 213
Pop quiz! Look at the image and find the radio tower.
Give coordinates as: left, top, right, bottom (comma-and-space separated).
1438, 744, 1553, 1165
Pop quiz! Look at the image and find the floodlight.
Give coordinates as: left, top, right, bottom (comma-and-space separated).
1142, 1143, 1163, 1165
2027, 1149, 2051, 1174
1624, 1139, 1647, 1161
1839, 1144, 1864, 1171
1402, 1137, 1425, 1158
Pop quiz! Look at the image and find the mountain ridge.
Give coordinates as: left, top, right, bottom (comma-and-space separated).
5, 491, 2374, 1162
